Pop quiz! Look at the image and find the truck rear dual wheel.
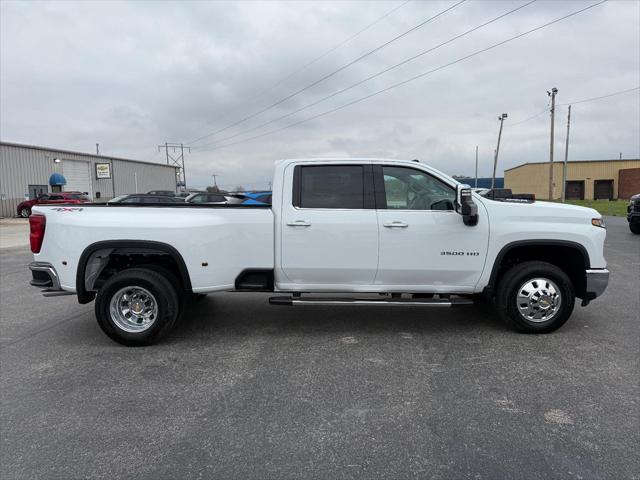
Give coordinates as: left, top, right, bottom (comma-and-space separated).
95, 268, 179, 346
496, 261, 575, 333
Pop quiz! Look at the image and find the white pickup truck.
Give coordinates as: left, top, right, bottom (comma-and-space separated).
28, 158, 609, 346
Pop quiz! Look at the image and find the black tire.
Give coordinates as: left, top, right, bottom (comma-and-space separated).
137, 263, 185, 314
496, 261, 575, 333
630, 223, 640, 234
19, 207, 31, 218
95, 267, 179, 346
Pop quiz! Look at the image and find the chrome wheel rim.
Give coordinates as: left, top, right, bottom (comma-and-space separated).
21, 208, 30, 218
109, 286, 158, 333
516, 277, 562, 322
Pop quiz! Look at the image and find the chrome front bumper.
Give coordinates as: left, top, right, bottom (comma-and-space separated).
583, 268, 609, 305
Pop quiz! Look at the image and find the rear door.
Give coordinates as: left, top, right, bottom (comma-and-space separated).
279, 163, 378, 288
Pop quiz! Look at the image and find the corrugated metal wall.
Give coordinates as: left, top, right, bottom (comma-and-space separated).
505, 159, 640, 200
0, 142, 178, 217
111, 158, 178, 195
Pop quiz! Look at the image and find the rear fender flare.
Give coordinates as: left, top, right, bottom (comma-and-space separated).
76, 240, 192, 304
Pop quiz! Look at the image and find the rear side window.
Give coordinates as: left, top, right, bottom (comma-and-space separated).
295, 165, 366, 209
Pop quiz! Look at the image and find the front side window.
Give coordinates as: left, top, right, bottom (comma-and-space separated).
297, 165, 365, 209
48, 195, 64, 200
381, 166, 455, 211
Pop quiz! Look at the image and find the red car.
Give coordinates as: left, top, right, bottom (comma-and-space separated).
17, 191, 91, 217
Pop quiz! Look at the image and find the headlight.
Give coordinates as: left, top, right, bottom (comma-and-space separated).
591, 218, 606, 228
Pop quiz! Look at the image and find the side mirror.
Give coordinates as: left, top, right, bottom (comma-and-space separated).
456, 184, 478, 226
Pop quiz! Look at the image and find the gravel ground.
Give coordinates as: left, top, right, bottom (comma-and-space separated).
1, 216, 638, 479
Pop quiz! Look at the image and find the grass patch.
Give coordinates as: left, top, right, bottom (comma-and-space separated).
561, 199, 629, 217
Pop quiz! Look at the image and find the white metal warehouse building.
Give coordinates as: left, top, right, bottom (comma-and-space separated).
0, 142, 178, 217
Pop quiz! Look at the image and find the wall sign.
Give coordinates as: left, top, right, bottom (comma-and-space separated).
95, 163, 111, 179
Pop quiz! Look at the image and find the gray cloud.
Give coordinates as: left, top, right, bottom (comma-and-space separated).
2, 0, 639, 190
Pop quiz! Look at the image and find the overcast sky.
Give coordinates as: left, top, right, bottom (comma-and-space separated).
2, 0, 639, 190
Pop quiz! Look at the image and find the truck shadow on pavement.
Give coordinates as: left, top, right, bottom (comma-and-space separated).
166, 293, 508, 344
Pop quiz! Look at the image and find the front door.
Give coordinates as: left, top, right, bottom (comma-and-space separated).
28, 185, 48, 200
279, 163, 378, 289
374, 164, 489, 292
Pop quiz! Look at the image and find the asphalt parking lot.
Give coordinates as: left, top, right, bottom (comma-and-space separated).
1, 216, 638, 479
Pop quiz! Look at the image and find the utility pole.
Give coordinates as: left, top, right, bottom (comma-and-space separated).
211, 174, 219, 190
158, 142, 191, 192
561, 105, 571, 203
474, 146, 479, 188
547, 87, 558, 200
492, 114, 507, 189
96, 143, 100, 155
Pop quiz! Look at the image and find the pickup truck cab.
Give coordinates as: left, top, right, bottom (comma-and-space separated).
28, 158, 609, 346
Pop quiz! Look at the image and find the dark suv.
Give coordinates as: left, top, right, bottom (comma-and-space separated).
16, 192, 90, 217
627, 193, 640, 234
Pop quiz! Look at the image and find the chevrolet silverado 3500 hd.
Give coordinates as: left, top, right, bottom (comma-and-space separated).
28, 159, 609, 346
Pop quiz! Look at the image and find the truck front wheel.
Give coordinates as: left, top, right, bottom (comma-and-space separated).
630, 222, 640, 234
496, 261, 575, 333
95, 268, 179, 346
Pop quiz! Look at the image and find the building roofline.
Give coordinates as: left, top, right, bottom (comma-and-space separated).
0, 140, 178, 169
504, 158, 640, 172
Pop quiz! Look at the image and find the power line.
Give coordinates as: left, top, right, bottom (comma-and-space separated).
558, 86, 639, 106
511, 85, 639, 126
186, 1, 411, 144
194, 0, 607, 153
194, 0, 537, 150
510, 109, 548, 126
189, 0, 466, 145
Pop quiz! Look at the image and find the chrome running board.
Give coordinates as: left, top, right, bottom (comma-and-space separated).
269, 296, 473, 307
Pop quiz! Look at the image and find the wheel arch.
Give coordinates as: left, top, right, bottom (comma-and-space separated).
76, 240, 192, 304
487, 240, 590, 299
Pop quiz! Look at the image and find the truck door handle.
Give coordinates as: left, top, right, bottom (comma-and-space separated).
287, 220, 311, 227
383, 221, 408, 228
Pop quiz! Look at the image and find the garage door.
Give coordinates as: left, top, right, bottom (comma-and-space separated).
62, 160, 92, 197
594, 179, 613, 200
565, 181, 584, 200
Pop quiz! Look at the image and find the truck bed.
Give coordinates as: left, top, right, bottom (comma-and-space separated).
32, 204, 275, 293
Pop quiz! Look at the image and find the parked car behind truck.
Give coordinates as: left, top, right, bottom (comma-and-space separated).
16, 191, 90, 217
27, 158, 609, 346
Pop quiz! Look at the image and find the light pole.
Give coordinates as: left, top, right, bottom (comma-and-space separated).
561, 105, 571, 203
475, 145, 478, 188
548, 87, 558, 200
492, 113, 507, 190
